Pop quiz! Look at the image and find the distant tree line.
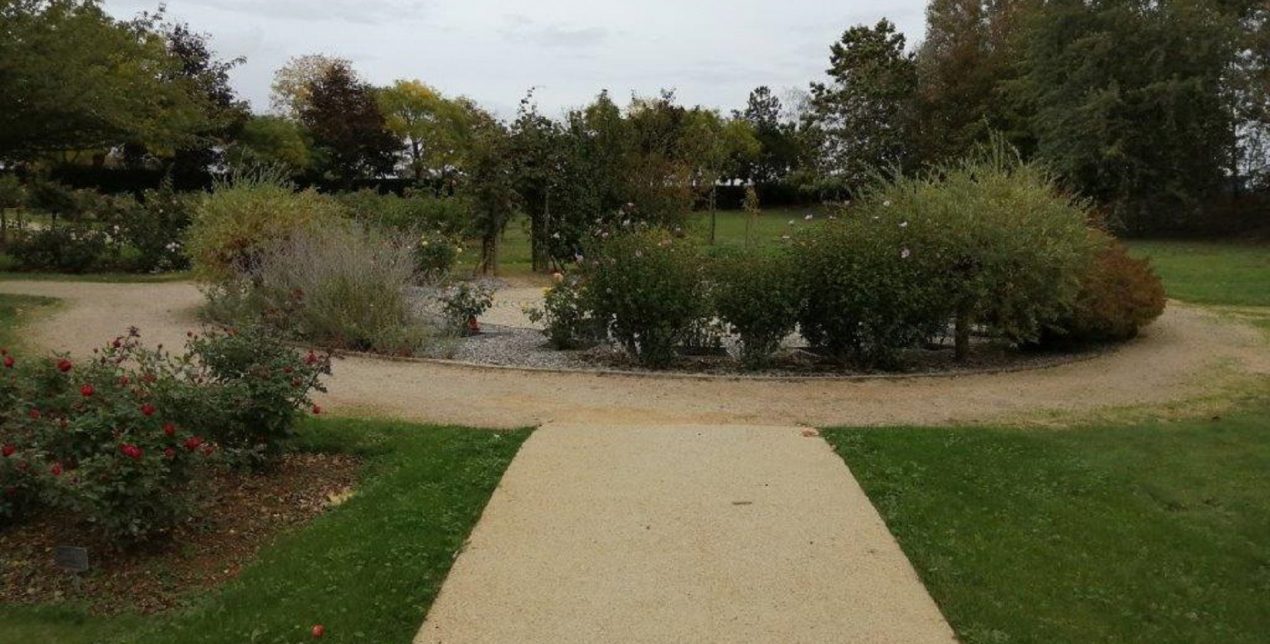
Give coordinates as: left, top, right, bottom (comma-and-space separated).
1, 0, 1266, 237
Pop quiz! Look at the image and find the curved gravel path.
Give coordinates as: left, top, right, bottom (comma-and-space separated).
4, 279, 1266, 428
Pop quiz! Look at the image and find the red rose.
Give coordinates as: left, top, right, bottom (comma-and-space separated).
184, 436, 203, 451
56, 358, 73, 373
80, 384, 95, 397
164, 447, 176, 460
28, 408, 40, 420
112, 338, 122, 348
311, 405, 322, 415
140, 403, 157, 417
283, 366, 294, 374
163, 423, 176, 437
50, 462, 63, 476
2, 444, 15, 457
3, 355, 13, 368
119, 443, 143, 460
118, 375, 130, 386
311, 624, 325, 638
305, 351, 318, 365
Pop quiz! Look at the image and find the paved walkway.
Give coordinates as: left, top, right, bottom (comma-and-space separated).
416, 423, 955, 643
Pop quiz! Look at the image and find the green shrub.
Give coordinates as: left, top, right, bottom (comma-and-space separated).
526, 274, 607, 350
0, 327, 327, 540
794, 215, 948, 367
120, 185, 195, 272
212, 226, 435, 356
1047, 236, 1167, 342
338, 189, 470, 235
710, 248, 801, 368
187, 171, 346, 283
440, 282, 494, 335
415, 230, 463, 281
585, 229, 708, 368
8, 226, 108, 273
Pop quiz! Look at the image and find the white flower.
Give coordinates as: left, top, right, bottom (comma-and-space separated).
551, 232, 561, 239
883, 200, 892, 207
900, 248, 911, 259
899, 221, 908, 228
804, 214, 814, 221
781, 234, 791, 240
787, 219, 796, 225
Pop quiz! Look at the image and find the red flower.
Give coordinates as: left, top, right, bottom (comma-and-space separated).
283, 366, 294, 374
163, 423, 176, 437
184, 436, 203, 451
56, 358, 73, 373
119, 443, 143, 460
118, 375, 130, 386
80, 384, 95, 397
50, 462, 63, 476
3, 355, 13, 368
28, 408, 40, 420
2, 444, 15, 458
164, 447, 176, 460
305, 351, 318, 365
140, 403, 157, 417
311, 405, 322, 415
112, 338, 122, 348
311, 624, 325, 638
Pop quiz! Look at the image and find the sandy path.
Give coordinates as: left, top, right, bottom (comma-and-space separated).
416, 423, 955, 643
3, 280, 1266, 428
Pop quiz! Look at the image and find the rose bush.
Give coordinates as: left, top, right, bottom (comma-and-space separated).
583, 229, 709, 368
709, 248, 802, 368
0, 326, 328, 541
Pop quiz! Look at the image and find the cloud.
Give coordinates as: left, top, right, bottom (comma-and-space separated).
117, 0, 430, 25
501, 14, 609, 49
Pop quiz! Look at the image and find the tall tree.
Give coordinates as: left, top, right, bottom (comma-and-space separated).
378, 79, 444, 181
467, 124, 521, 275
734, 86, 803, 184
1010, 0, 1240, 232
0, 0, 210, 162
270, 54, 349, 118
914, 0, 1032, 164
808, 19, 919, 195
161, 21, 249, 186
298, 63, 398, 187
508, 91, 564, 271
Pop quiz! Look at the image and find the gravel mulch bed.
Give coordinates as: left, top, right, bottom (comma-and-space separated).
444, 324, 1107, 378
0, 452, 361, 615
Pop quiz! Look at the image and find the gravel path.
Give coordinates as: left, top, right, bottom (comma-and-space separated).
3, 279, 1266, 428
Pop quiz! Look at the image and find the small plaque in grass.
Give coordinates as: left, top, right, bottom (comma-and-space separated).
54, 545, 89, 573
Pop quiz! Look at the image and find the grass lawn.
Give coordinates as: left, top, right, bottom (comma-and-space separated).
1127, 241, 1269, 307
823, 399, 1270, 643
0, 419, 531, 644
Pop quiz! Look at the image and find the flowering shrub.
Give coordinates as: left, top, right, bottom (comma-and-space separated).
794, 214, 948, 367
1045, 236, 1167, 343
525, 274, 606, 350
415, 231, 463, 281
0, 327, 328, 540
440, 283, 495, 335
584, 229, 708, 368
8, 226, 109, 273
710, 248, 802, 368
117, 185, 195, 272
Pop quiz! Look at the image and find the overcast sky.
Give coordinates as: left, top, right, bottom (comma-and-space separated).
103, 0, 929, 119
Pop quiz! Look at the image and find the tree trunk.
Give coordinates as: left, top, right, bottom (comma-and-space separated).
708, 186, 718, 245
954, 308, 971, 362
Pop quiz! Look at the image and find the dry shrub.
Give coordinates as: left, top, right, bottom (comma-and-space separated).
1053, 237, 1167, 342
